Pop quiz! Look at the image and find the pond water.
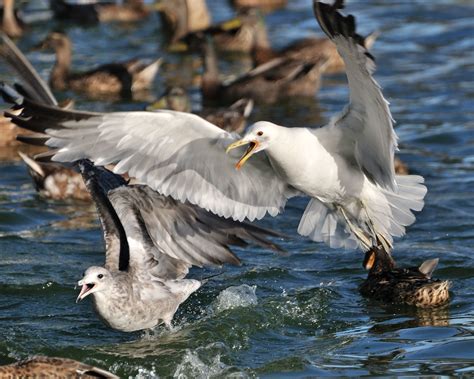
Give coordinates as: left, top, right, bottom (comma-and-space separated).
0, 0, 473, 377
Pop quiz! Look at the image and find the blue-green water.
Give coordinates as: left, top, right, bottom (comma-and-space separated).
0, 0, 473, 377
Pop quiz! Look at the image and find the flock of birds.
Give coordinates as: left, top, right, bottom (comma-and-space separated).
0, 0, 452, 376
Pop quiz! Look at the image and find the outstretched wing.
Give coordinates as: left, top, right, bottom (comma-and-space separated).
8, 101, 294, 222
79, 161, 286, 280
77, 160, 130, 272
0, 33, 58, 106
314, 0, 397, 190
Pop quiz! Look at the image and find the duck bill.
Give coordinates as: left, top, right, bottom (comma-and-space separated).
76, 282, 94, 303
226, 140, 259, 170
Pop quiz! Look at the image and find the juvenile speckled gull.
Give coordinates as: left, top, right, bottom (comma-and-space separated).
7, 0, 426, 252
75, 160, 283, 332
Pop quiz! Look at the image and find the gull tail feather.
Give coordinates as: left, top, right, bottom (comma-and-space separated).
297, 198, 359, 249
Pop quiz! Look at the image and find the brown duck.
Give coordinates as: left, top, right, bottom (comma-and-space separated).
360, 246, 451, 308
185, 8, 270, 54
147, 86, 254, 134
0, 356, 118, 378
157, 0, 211, 44
51, 0, 150, 24
254, 30, 378, 74
1, 0, 22, 38
38, 31, 161, 98
231, 0, 287, 12
19, 152, 91, 201
202, 38, 329, 104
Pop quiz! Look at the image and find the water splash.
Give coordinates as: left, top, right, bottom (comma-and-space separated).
213, 285, 258, 313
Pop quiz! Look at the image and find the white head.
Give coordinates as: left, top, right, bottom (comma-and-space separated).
226, 121, 281, 169
76, 266, 112, 303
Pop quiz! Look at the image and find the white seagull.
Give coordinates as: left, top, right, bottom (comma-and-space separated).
4, 0, 426, 253
74, 160, 283, 332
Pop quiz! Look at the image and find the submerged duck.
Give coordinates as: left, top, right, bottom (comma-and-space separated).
1, 0, 22, 38
50, 0, 150, 24
18, 152, 90, 201
0, 356, 118, 378
38, 31, 161, 98
360, 247, 451, 308
202, 39, 329, 104
147, 86, 254, 133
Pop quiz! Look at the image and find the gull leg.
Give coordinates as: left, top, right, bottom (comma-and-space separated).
360, 200, 392, 253
338, 205, 372, 251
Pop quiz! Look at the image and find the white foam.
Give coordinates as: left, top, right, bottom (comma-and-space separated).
173, 342, 247, 379
214, 285, 258, 313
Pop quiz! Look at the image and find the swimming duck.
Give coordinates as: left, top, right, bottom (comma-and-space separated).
359, 246, 451, 308
0, 356, 118, 378
38, 31, 161, 98
147, 86, 254, 133
254, 30, 378, 74
394, 156, 409, 175
231, 0, 287, 12
184, 8, 270, 54
1, 0, 22, 38
202, 38, 329, 104
18, 152, 91, 201
50, 0, 150, 24
157, 0, 211, 44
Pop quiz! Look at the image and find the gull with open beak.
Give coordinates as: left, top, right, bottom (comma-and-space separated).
5, 0, 426, 254
69, 160, 283, 332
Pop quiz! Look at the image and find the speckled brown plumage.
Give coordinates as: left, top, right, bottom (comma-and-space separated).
147, 86, 253, 134
39, 32, 160, 99
360, 247, 451, 308
51, 0, 149, 24
231, 0, 287, 12
202, 39, 328, 104
0, 356, 118, 378
1, 0, 22, 38
19, 152, 91, 201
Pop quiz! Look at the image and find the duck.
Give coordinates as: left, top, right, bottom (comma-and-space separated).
0, 356, 118, 378
230, 0, 287, 12
184, 7, 270, 54
253, 30, 378, 74
201, 38, 329, 104
73, 160, 284, 331
359, 246, 451, 308
157, 0, 211, 44
18, 152, 91, 201
1, 0, 23, 38
147, 86, 254, 134
50, 0, 151, 24
37, 31, 161, 98
394, 156, 409, 175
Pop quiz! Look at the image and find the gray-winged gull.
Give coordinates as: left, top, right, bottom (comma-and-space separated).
4, 0, 426, 253
75, 160, 283, 332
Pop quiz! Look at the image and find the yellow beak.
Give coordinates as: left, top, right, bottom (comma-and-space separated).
226, 140, 259, 170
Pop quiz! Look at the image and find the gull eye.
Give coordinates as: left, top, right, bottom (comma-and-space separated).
257, 131, 263, 136
98, 274, 104, 279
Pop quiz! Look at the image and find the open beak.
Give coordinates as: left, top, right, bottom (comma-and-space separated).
76, 280, 95, 303
226, 140, 259, 170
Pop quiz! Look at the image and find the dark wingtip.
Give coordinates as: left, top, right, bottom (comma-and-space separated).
313, 0, 373, 60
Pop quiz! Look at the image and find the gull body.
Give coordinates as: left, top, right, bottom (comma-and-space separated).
78, 266, 200, 331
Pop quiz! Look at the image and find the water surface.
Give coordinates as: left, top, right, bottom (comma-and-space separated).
0, 0, 473, 377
